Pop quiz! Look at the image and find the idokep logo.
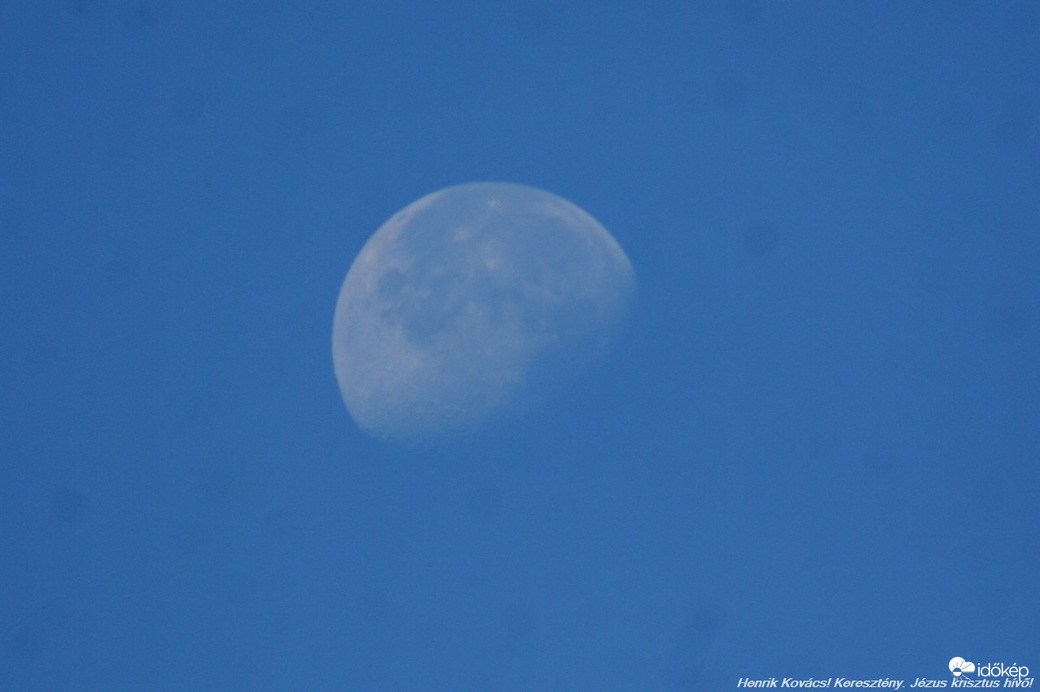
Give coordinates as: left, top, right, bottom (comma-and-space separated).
949, 658, 975, 677
949, 657, 1032, 684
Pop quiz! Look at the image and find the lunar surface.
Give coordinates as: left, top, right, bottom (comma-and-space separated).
332, 182, 636, 445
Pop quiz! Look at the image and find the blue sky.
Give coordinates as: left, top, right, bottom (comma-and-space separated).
1, 1, 1037, 689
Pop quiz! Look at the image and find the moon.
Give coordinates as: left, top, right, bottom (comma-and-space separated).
332, 182, 636, 446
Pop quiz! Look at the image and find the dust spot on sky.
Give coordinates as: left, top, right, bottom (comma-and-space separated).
277, 105, 315, 146
994, 97, 1036, 151
51, 485, 87, 524
62, 0, 103, 19
986, 303, 1032, 343
713, 73, 749, 112
6, 621, 45, 663
741, 220, 780, 258
169, 87, 207, 128
1004, 0, 1039, 40
665, 604, 726, 690
101, 254, 139, 293
465, 483, 504, 520
499, 599, 535, 646
122, 0, 171, 35
726, 0, 762, 26
171, 518, 210, 556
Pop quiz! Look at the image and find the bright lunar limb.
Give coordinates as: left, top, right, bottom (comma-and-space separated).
332, 182, 636, 446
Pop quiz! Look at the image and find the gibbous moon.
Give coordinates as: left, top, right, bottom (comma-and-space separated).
332, 182, 636, 445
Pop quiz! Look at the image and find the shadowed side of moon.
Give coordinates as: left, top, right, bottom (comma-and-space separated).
332, 182, 636, 446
